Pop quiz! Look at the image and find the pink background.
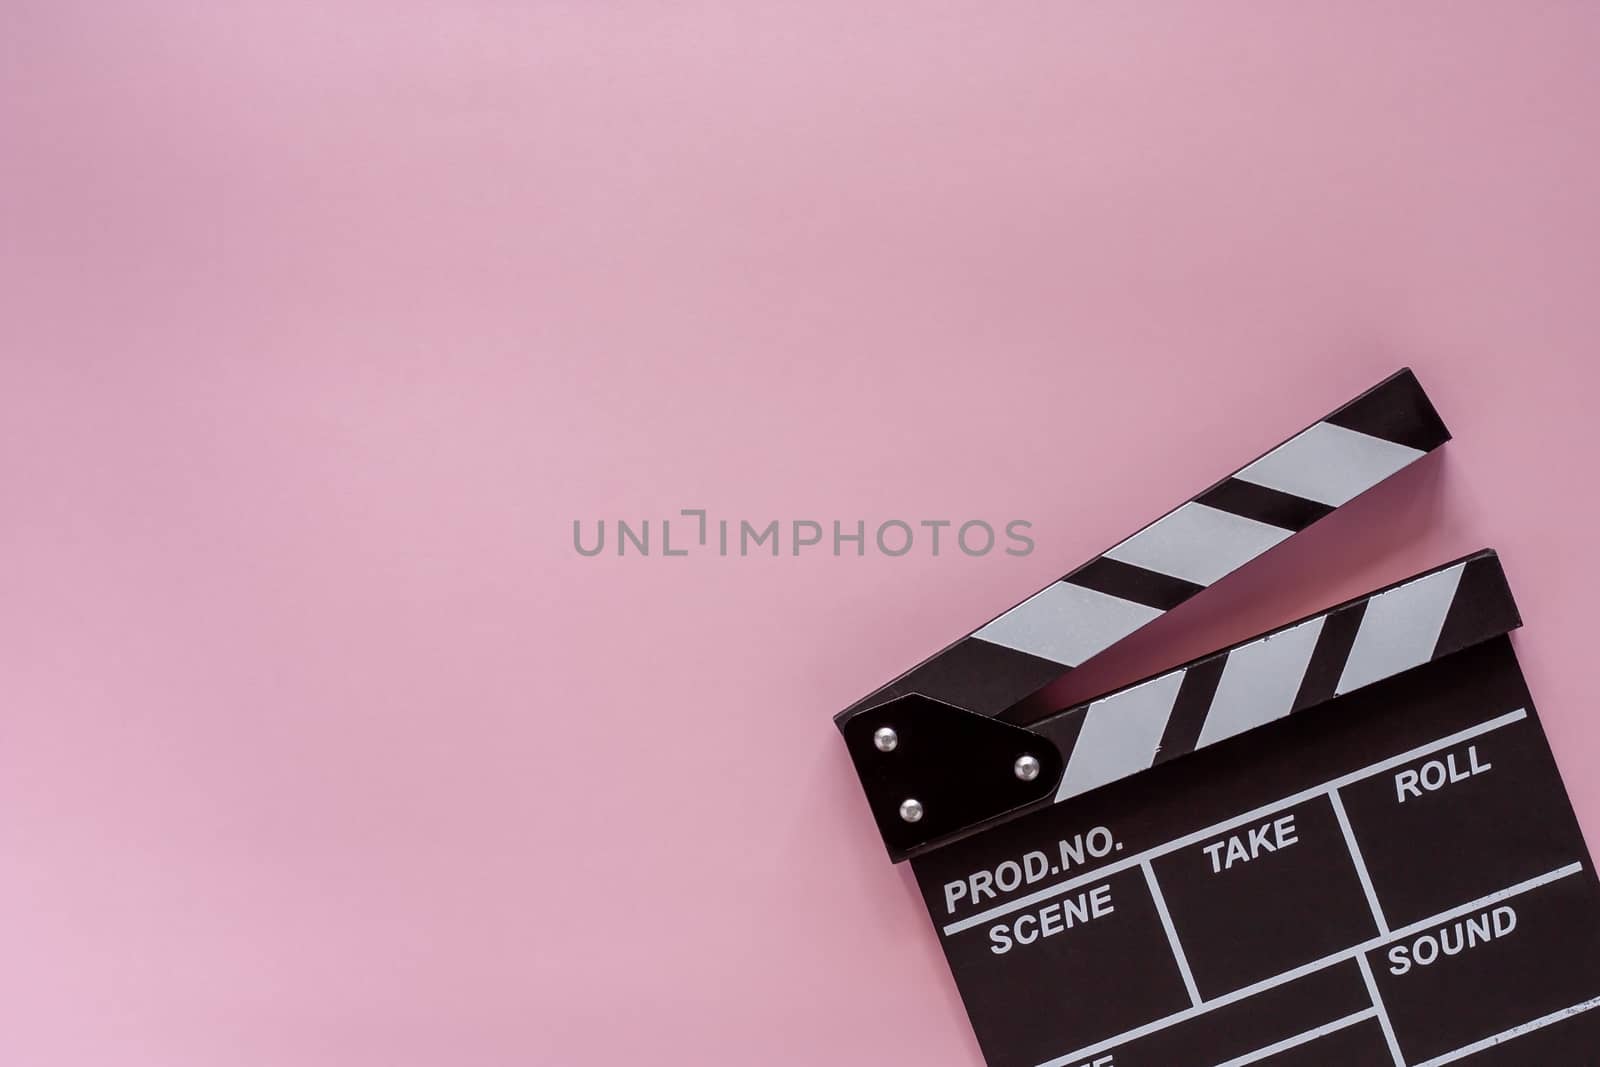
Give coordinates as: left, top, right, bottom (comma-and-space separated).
4, 4, 1600, 1065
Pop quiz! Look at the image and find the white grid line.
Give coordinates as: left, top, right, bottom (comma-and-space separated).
1415, 994, 1600, 1066
1331, 787, 1390, 936
1143, 861, 1201, 1007
1209, 1008, 1378, 1067
1357, 953, 1407, 1065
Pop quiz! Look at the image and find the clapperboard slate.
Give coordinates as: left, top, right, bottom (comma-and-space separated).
836, 370, 1600, 1066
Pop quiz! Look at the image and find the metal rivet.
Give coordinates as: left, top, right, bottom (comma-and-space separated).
899, 798, 924, 823
1014, 755, 1041, 782
873, 726, 899, 753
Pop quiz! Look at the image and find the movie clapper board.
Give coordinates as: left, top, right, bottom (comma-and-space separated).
836, 370, 1600, 1066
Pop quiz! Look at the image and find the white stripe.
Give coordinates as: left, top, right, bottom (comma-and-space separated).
1055, 671, 1186, 801
1235, 421, 1425, 507
972, 580, 1162, 667
1415, 995, 1600, 1066
946, 708, 1527, 936
1210, 1009, 1378, 1067
1104, 502, 1294, 586
1330, 789, 1389, 936
1337, 564, 1464, 696
1196, 616, 1326, 748
1357, 954, 1407, 1066
1031, 860, 1580, 1067
1143, 862, 1201, 1007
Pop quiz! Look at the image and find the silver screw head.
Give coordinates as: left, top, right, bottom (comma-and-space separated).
873, 726, 899, 753
899, 798, 924, 823
1014, 754, 1042, 782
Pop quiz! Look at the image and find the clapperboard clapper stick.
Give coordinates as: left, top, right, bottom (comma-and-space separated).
835, 369, 1600, 1066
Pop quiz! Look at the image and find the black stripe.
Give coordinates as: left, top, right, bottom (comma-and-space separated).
840, 636, 1070, 722
1065, 557, 1205, 611
1195, 478, 1334, 532
1032, 702, 1089, 763
1290, 601, 1367, 713
1434, 551, 1522, 659
1324, 367, 1452, 451
1156, 654, 1229, 764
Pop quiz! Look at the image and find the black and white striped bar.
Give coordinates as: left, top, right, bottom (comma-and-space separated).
838, 368, 1451, 724
1033, 550, 1519, 805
